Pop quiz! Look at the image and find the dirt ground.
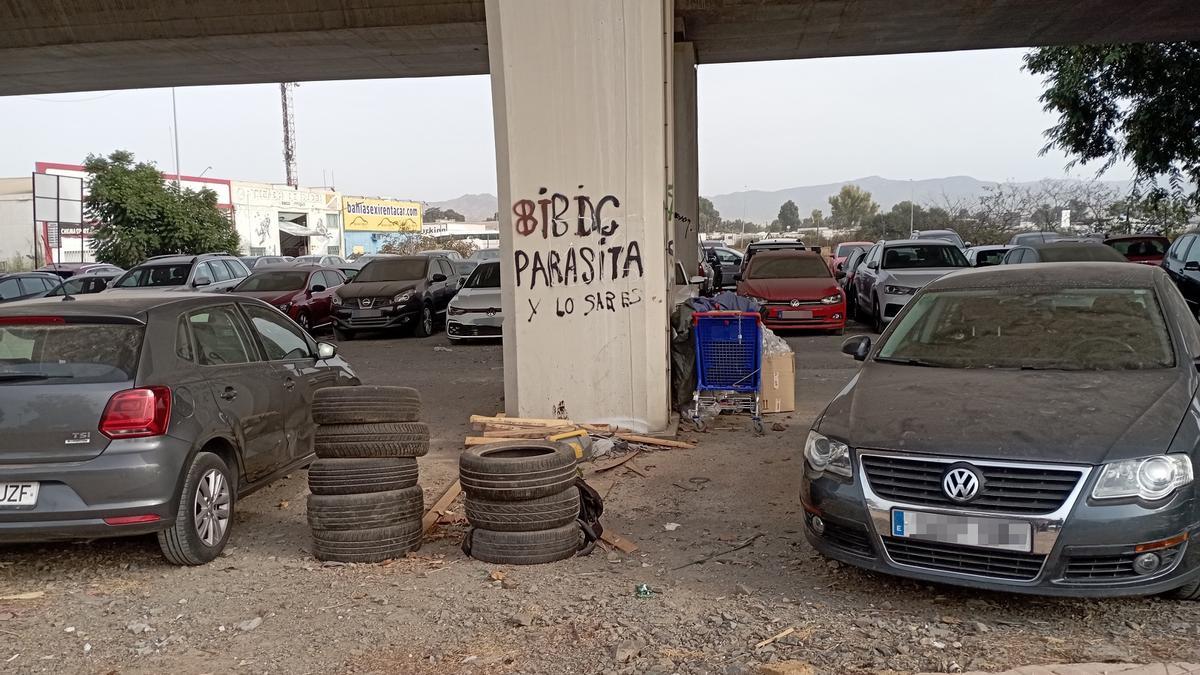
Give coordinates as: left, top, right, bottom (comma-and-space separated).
2, 324, 1200, 675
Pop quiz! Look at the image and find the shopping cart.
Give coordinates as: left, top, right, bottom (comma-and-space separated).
691, 311, 763, 434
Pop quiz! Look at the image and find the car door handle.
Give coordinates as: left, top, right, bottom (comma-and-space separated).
220, 387, 238, 401
283, 378, 295, 391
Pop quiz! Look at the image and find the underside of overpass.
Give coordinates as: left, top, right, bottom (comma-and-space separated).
2, 0, 1198, 95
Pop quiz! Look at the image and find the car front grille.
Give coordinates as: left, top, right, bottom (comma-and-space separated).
1062, 546, 1182, 581
883, 537, 1046, 581
807, 514, 874, 557
448, 322, 502, 338
861, 454, 1082, 514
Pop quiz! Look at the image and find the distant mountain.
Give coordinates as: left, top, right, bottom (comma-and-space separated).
708, 175, 1132, 224
428, 193, 498, 221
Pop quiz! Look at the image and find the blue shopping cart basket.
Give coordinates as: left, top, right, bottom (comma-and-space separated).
691, 311, 763, 432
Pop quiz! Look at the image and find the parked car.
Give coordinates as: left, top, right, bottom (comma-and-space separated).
1105, 235, 1170, 265
840, 247, 869, 320
469, 249, 502, 263
345, 253, 397, 271
911, 229, 966, 249
1009, 231, 1067, 246
337, 266, 361, 282
0, 293, 357, 564
0, 272, 63, 304
736, 251, 845, 333
241, 256, 288, 270
703, 244, 743, 289
110, 253, 250, 293
230, 265, 345, 333
853, 239, 968, 332
1161, 231, 1200, 311
741, 238, 813, 276
36, 262, 125, 280
448, 261, 502, 340
293, 255, 347, 267
1001, 240, 1128, 264
332, 255, 460, 340
965, 245, 1015, 267
832, 241, 872, 278
45, 275, 112, 297
806, 262, 1200, 599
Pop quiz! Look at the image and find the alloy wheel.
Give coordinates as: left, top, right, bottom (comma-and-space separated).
422, 307, 433, 335
193, 468, 231, 547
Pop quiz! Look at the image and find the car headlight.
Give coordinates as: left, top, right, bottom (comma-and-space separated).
1093, 455, 1193, 501
331, 295, 343, 306
820, 293, 842, 305
277, 302, 293, 312
884, 285, 916, 296
804, 430, 852, 478
393, 291, 413, 305
448, 305, 465, 316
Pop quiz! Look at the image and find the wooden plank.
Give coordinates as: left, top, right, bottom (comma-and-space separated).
483, 427, 573, 439
421, 479, 462, 534
616, 434, 695, 449
591, 449, 641, 473
600, 530, 639, 553
470, 415, 574, 428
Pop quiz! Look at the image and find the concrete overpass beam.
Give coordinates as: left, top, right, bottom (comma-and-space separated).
673, 41, 700, 279
487, 0, 674, 432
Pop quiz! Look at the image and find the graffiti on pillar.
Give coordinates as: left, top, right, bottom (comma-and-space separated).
512, 187, 646, 321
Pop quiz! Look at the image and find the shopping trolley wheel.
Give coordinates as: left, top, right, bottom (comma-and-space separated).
751, 419, 765, 435
693, 418, 708, 433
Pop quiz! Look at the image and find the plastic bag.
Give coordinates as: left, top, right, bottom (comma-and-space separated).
761, 326, 792, 357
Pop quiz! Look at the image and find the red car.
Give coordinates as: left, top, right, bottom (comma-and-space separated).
736, 250, 846, 333
831, 240, 872, 277
1104, 234, 1169, 265
229, 264, 345, 333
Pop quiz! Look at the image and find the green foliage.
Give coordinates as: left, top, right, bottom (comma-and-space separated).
425, 207, 466, 222
828, 185, 880, 230
699, 197, 722, 232
776, 200, 801, 230
1024, 43, 1200, 203
85, 150, 239, 269
1107, 193, 1194, 237
380, 234, 475, 258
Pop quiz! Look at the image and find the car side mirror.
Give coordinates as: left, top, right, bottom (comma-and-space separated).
688, 275, 707, 286
193, 276, 211, 287
432, 273, 448, 282
1185, 262, 1200, 272
866, 261, 879, 270
841, 335, 872, 361
964, 241, 974, 248
310, 284, 326, 294
315, 341, 337, 360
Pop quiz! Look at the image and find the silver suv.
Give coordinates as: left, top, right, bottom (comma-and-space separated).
109, 253, 250, 293
853, 239, 969, 331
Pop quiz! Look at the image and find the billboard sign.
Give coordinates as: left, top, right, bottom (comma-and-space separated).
342, 197, 421, 232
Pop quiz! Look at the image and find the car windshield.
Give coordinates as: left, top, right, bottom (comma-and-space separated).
1107, 238, 1167, 257
235, 271, 309, 292
0, 322, 143, 383
114, 264, 191, 287
1039, 245, 1127, 263
877, 287, 1173, 370
748, 256, 830, 279
355, 259, 427, 282
465, 263, 501, 289
975, 249, 1008, 266
835, 244, 866, 257
882, 245, 967, 270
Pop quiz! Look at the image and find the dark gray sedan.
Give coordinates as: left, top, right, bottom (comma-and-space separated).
0, 293, 358, 564
803, 262, 1200, 598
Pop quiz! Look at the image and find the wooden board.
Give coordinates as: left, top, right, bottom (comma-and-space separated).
616, 434, 695, 449
590, 449, 641, 473
600, 530, 639, 553
421, 479, 462, 534
483, 428, 572, 439
471, 415, 573, 428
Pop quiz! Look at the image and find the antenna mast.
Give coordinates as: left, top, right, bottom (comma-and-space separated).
281, 82, 298, 187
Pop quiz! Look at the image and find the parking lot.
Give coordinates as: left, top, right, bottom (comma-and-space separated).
2, 325, 1200, 675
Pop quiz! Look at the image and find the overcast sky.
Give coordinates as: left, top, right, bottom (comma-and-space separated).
0, 48, 1129, 202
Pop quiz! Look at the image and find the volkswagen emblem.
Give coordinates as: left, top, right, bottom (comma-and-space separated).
942, 465, 982, 502
789, 299, 801, 308
359, 298, 373, 309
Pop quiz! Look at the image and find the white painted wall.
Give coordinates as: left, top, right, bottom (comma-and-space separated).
0, 194, 34, 270
231, 182, 343, 256
487, 0, 673, 431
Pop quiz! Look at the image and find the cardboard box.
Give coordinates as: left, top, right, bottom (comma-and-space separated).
759, 353, 795, 413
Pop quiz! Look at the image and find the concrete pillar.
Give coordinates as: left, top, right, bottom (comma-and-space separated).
486, 0, 674, 432
672, 42, 700, 278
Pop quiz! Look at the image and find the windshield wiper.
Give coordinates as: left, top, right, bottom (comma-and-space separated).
874, 356, 952, 368
0, 372, 57, 382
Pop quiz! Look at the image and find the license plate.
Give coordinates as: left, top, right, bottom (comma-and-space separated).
781, 310, 813, 319
0, 482, 39, 508
355, 309, 382, 318
891, 509, 1032, 552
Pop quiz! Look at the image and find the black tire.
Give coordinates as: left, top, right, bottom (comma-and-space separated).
846, 291, 857, 321
314, 422, 429, 459
414, 303, 435, 338
312, 522, 422, 562
1170, 578, 1200, 601
158, 451, 235, 566
464, 524, 583, 565
296, 311, 312, 334
333, 327, 355, 341
308, 457, 419, 495
312, 386, 422, 425
306, 486, 424, 530
872, 295, 885, 334
459, 441, 577, 502
464, 488, 580, 532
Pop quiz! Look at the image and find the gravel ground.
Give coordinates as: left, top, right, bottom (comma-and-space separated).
2, 323, 1200, 674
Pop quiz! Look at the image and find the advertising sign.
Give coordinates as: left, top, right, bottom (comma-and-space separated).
342, 197, 421, 232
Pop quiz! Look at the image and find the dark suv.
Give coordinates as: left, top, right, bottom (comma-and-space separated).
0, 272, 63, 304
332, 255, 460, 340
110, 253, 250, 293
0, 293, 358, 564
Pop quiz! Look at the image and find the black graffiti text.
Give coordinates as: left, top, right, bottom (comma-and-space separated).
513, 241, 643, 289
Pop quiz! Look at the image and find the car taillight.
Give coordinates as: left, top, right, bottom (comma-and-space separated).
99, 387, 172, 439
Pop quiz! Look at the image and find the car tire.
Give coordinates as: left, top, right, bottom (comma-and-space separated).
333, 327, 355, 342
296, 311, 312, 334
464, 488, 581, 532
157, 451, 235, 566
1170, 578, 1200, 601
414, 303, 435, 338
872, 295, 885, 334
314, 422, 430, 459
846, 291, 857, 321
459, 441, 577, 502
462, 523, 583, 565
307, 457, 419, 495
311, 522, 422, 562
312, 386, 421, 425
306, 486, 424, 530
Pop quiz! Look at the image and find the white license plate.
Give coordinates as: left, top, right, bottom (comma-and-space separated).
355, 309, 382, 318
0, 482, 39, 508
891, 509, 1032, 552
781, 310, 813, 319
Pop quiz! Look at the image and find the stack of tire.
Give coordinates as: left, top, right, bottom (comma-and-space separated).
306, 386, 428, 563
460, 441, 583, 565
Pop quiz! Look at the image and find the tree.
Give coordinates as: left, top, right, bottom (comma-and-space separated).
776, 200, 801, 230
380, 233, 475, 258
425, 207, 466, 222
699, 197, 722, 233
85, 150, 239, 269
828, 185, 879, 230
810, 209, 824, 228
1024, 43, 1200, 204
